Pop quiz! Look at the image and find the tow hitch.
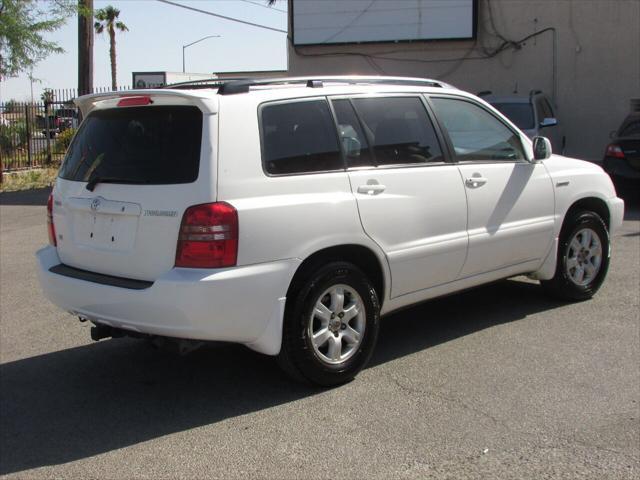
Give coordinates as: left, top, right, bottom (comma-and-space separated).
85, 317, 204, 355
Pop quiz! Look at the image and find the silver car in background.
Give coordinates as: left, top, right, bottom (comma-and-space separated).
479, 90, 565, 154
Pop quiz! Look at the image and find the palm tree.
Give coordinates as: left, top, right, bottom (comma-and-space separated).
94, 6, 128, 91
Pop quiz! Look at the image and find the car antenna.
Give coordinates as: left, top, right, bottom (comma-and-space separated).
513, 81, 518, 94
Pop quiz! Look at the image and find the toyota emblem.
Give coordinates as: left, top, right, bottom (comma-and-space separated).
91, 198, 101, 211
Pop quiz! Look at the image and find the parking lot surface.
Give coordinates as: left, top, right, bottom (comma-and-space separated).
1, 188, 638, 479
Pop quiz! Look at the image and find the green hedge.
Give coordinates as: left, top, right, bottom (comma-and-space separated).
0, 122, 28, 153
54, 128, 77, 154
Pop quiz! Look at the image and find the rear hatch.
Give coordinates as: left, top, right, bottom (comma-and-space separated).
52, 92, 217, 281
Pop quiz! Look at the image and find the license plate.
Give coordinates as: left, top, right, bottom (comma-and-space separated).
67, 197, 141, 252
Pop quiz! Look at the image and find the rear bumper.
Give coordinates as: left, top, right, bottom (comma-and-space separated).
36, 246, 300, 355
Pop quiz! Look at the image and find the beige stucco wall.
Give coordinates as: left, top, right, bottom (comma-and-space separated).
287, 0, 640, 161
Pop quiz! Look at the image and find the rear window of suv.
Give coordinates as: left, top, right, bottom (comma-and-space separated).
619, 119, 640, 138
59, 106, 202, 184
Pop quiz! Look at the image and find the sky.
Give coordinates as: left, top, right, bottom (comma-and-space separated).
0, 0, 288, 102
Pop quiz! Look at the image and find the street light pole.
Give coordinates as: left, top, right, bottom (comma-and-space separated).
182, 35, 221, 73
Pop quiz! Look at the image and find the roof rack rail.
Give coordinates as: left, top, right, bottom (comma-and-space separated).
216, 76, 452, 95
163, 77, 251, 90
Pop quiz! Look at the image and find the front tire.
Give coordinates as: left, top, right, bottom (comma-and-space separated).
541, 210, 610, 301
277, 261, 380, 386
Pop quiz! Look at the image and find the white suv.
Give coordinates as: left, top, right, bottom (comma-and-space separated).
37, 76, 624, 386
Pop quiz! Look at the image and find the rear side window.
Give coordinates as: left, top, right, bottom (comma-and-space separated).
431, 97, 526, 162
351, 97, 443, 166
59, 106, 202, 184
261, 100, 343, 175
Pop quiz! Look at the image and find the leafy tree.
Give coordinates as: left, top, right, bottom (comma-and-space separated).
3, 99, 19, 113
54, 126, 76, 153
40, 88, 54, 104
0, 0, 78, 79
94, 5, 128, 91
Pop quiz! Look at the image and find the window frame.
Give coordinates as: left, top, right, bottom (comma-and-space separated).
327, 92, 453, 171
425, 94, 531, 165
326, 97, 376, 170
257, 96, 347, 177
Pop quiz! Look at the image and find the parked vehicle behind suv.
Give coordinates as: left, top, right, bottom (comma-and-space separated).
603, 107, 640, 190
479, 90, 565, 154
36, 107, 79, 138
37, 76, 624, 386
54, 107, 79, 132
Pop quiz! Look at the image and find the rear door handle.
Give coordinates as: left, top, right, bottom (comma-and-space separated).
357, 184, 386, 195
465, 177, 488, 188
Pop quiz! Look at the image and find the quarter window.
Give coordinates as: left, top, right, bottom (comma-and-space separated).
350, 97, 443, 166
431, 97, 526, 162
261, 100, 343, 175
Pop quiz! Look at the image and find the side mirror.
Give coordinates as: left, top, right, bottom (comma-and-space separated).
532, 136, 552, 160
539, 117, 558, 128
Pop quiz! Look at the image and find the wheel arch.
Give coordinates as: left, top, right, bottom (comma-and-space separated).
531, 195, 611, 281
563, 196, 611, 231
288, 244, 387, 308
539, 196, 612, 300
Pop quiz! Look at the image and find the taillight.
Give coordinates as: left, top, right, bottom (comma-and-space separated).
47, 193, 57, 246
175, 202, 238, 268
606, 144, 625, 159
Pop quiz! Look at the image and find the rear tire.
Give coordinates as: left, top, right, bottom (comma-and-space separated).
541, 210, 610, 301
277, 261, 380, 386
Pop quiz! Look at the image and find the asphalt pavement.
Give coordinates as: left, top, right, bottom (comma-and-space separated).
1, 187, 638, 479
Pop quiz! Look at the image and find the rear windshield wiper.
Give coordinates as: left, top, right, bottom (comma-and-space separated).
85, 177, 150, 191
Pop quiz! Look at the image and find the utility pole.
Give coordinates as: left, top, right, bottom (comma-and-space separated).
78, 0, 94, 97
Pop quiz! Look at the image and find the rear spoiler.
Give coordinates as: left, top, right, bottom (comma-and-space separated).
74, 89, 218, 117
